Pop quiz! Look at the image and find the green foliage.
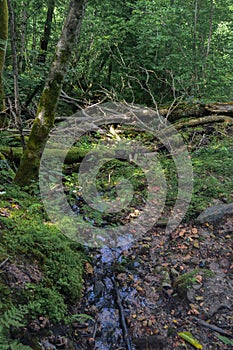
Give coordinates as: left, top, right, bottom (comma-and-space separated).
1, 217, 85, 309
64, 153, 148, 226
188, 137, 233, 217
69, 0, 233, 104
65, 313, 95, 325
0, 305, 32, 350
4, 0, 233, 112
174, 269, 214, 298
63, 126, 233, 226
27, 287, 67, 322
0, 160, 15, 186
0, 182, 86, 325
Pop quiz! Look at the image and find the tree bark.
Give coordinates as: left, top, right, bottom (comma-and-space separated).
18, 4, 28, 73
14, 0, 88, 187
192, 0, 199, 94
0, 0, 8, 127
7, 0, 25, 148
38, 0, 55, 63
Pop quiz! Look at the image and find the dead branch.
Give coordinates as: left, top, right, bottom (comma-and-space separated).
174, 115, 233, 129
111, 275, 133, 350
193, 317, 232, 337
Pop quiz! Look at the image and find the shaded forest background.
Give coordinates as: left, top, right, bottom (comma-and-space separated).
2, 0, 233, 121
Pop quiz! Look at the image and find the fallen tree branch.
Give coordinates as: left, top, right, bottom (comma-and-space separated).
111, 275, 133, 350
193, 317, 232, 337
60, 89, 86, 110
174, 115, 233, 129
205, 102, 233, 115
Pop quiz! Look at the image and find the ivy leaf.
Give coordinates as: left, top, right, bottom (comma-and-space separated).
178, 332, 203, 349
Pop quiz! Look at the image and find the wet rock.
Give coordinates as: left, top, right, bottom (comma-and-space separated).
201, 273, 233, 318
94, 280, 105, 297
196, 202, 233, 224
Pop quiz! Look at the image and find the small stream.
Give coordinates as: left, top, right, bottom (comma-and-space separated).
80, 244, 137, 350
64, 183, 167, 349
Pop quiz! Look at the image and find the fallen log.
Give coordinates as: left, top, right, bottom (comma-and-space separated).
0, 145, 89, 165
174, 115, 233, 129
205, 102, 233, 116
160, 101, 233, 122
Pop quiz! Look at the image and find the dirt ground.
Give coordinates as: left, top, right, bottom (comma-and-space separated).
74, 213, 233, 350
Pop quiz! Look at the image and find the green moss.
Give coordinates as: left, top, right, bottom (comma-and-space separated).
0, 182, 86, 325
0, 145, 89, 168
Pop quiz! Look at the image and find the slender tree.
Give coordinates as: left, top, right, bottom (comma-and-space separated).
38, 0, 56, 63
0, 0, 8, 127
14, 0, 88, 186
18, 3, 28, 73
7, 0, 25, 148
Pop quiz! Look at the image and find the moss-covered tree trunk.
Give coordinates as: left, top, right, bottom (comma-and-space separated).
0, 0, 8, 127
14, 0, 88, 187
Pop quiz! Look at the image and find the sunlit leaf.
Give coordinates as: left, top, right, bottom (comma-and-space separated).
178, 331, 203, 349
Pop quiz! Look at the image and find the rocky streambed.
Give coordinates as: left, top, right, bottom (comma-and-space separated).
2, 204, 232, 350
70, 204, 233, 350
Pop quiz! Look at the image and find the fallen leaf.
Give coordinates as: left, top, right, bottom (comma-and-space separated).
192, 227, 198, 235
84, 262, 94, 276
178, 331, 203, 349
193, 240, 200, 248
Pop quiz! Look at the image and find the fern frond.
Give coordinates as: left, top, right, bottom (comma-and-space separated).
1, 306, 27, 328
0, 306, 33, 350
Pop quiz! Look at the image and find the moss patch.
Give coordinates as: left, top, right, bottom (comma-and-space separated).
0, 177, 86, 344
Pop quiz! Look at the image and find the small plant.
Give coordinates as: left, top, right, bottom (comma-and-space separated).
217, 335, 233, 347
174, 269, 214, 298
0, 305, 32, 350
65, 313, 95, 325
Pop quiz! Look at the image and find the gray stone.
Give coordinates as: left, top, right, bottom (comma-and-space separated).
196, 202, 233, 224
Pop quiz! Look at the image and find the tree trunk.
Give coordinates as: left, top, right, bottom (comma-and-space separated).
202, 0, 214, 83
38, 0, 55, 63
14, 0, 88, 187
0, 0, 8, 127
18, 4, 28, 73
7, 0, 25, 148
192, 0, 199, 94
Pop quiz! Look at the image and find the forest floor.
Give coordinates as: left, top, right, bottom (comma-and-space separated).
62, 123, 233, 350
73, 214, 232, 350
0, 121, 232, 349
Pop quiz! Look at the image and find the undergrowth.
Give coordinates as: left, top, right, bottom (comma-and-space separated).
63, 125, 233, 223
0, 124, 232, 347
0, 178, 86, 347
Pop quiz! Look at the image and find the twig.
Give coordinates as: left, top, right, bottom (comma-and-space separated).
111, 275, 133, 350
193, 317, 232, 337
92, 321, 98, 338
0, 257, 9, 269
60, 90, 85, 110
